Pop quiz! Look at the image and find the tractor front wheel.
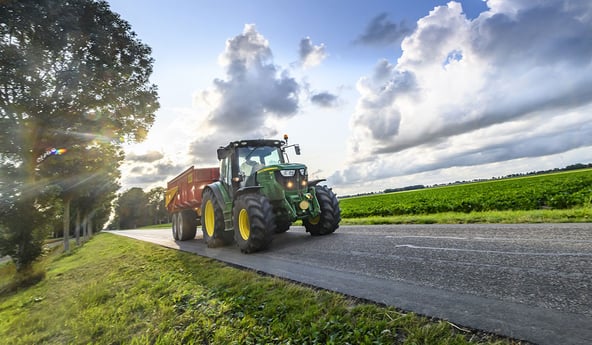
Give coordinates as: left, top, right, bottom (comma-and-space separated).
202, 189, 233, 247
304, 185, 341, 236
233, 194, 275, 253
275, 219, 291, 233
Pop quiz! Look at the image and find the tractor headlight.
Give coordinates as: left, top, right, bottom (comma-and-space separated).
280, 169, 296, 177
275, 168, 307, 190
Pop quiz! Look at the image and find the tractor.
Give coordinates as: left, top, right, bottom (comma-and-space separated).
200, 136, 340, 253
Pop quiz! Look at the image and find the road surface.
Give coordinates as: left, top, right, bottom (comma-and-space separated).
109, 223, 592, 345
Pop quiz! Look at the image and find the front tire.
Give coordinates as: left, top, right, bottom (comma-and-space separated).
233, 194, 275, 253
275, 219, 291, 233
304, 185, 341, 236
202, 189, 233, 247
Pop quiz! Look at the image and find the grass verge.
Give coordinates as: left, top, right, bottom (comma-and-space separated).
341, 208, 592, 225
0, 233, 520, 344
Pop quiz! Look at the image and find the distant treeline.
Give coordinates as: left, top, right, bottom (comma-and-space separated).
383, 185, 425, 193
339, 163, 592, 199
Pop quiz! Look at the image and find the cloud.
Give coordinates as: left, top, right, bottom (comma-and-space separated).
124, 160, 188, 186
126, 150, 164, 163
355, 12, 412, 46
299, 37, 327, 68
351, 60, 416, 143
335, 0, 592, 187
310, 91, 339, 108
189, 24, 301, 161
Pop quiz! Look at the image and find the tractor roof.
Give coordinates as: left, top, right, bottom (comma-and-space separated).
217, 139, 285, 160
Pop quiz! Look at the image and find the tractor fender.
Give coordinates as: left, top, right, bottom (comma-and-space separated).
203, 182, 228, 212
308, 179, 327, 187
235, 186, 262, 199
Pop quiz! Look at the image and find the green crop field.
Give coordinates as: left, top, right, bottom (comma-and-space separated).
339, 169, 592, 218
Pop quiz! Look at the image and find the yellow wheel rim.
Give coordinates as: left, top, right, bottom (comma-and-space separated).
309, 215, 320, 225
238, 209, 250, 240
204, 200, 215, 237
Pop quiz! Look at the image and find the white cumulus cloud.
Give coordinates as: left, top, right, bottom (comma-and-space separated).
299, 36, 327, 68
331, 0, 592, 187
189, 24, 301, 162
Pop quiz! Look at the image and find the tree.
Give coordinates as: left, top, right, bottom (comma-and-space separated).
0, 0, 159, 270
42, 141, 122, 248
146, 187, 167, 225
113, 187, 149, 229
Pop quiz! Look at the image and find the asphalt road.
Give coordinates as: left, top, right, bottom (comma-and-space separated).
109, 223, 592, 345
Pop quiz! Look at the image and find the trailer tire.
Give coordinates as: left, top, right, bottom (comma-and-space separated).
304, 185, 340, 236
171, 212, 180, 240
178, 209, 197, 241
233, 194, 275, 253
202, 189, 232, 247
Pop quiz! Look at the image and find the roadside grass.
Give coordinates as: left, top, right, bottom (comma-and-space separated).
0, 233, 519, 345
0, 242, 66, 295
340, 207, 592, 225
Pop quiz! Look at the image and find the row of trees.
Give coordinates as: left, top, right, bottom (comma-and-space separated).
0, 0, 159, 271
110, 187, 169, 230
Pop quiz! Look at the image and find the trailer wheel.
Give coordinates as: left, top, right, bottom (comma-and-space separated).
202, 189, 232, 247
304, 185, 341, 236
172, 212, 180, 240
178, 209, 197, 241
233, 194, 275, 253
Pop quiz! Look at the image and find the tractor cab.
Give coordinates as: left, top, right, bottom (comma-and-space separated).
237, 144, 284, 186
217, 137, 303, 190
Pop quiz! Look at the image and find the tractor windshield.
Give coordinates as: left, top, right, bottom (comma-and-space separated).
238, 146, 284, 176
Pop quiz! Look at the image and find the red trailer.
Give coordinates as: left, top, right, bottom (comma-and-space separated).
165, 166, 219, 240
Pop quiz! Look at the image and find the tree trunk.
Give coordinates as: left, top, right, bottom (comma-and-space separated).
82, 213, 88, 241
63, 197, 71, 252
87, 217, 93, 239
75, 208, 81, 246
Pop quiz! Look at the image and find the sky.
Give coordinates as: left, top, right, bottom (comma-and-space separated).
107, 0, 592, 196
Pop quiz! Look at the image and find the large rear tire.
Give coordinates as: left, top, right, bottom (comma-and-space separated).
201, 189, 233, 247
233, 194, 275, 253
303, 185, 341, 236
178, 209, 197, 241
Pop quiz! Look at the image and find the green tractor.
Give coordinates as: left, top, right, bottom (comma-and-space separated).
201, 137, 341, 253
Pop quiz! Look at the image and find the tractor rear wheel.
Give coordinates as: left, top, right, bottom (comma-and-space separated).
201, 189, 233, 247
233, 194, 275, 253
178, 209, 197, 241
304, 185, 341, 236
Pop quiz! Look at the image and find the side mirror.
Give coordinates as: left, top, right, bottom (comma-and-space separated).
295, 144, 301, 155
217, 147, 228, 160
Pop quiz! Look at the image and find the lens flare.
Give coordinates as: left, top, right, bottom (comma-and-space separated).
51, 148, 67, 155
36, 147, 68, 163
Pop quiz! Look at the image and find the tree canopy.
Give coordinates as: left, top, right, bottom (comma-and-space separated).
0, 0, 159, 270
